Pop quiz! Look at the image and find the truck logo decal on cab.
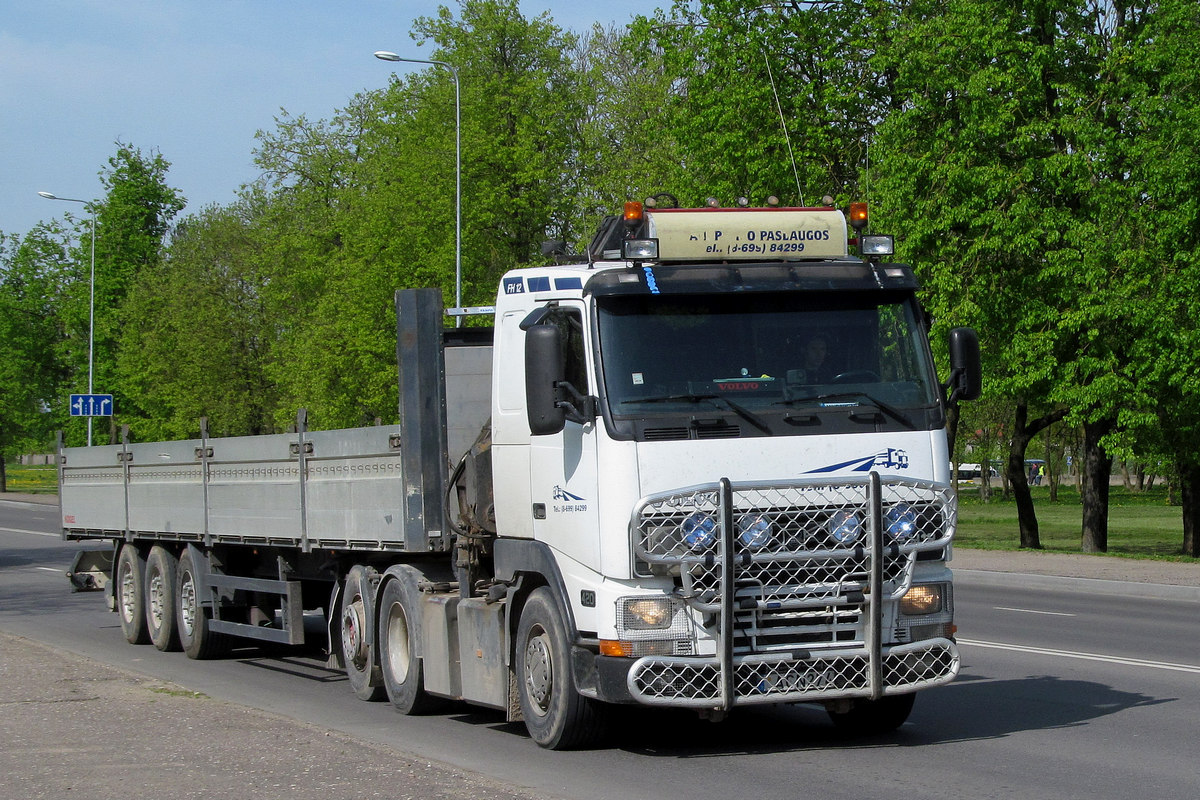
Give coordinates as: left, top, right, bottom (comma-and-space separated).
552, 485, 588, 513
807, 448, 909, 474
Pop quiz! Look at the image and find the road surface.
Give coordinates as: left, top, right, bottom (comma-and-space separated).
2, 497, 1197, 799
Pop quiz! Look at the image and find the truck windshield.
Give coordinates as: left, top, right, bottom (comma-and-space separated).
595, 291, 941, 436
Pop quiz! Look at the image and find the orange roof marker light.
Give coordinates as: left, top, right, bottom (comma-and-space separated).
848, 201, 869, 231
623, 200, 644, 224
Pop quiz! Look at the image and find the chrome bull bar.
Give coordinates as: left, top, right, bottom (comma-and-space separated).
629, 472, 958, 710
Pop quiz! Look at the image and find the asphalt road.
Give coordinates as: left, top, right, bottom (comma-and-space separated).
2, 497, 1198, 800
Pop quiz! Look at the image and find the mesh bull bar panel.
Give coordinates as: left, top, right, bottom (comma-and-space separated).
629, 472, 958, 710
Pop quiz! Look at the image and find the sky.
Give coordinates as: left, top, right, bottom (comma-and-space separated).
1, 1, 666, 239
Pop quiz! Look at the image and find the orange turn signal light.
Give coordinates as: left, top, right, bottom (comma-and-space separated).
599, 639, 633, 657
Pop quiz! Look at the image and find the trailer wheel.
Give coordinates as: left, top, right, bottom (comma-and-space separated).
827, 693, 915, 735
115, 544, 150, 645
378, 569, 442, 714
340, 567, 385, 701
145, 546, 181, 651
176, 548, 231, 660
516, 587, 608, 750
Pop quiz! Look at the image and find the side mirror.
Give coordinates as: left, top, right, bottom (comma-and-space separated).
947, 327, 982, 402
526, 324, 567, 436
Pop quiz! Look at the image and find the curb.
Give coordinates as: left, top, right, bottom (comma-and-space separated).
954, 568, 1200, 602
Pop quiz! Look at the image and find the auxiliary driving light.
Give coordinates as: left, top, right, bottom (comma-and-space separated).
828, 509, 863, 545
682, 511, 718, 551
886, 503, 919, 542
737, 513, 773, 550
622, 238, 659, 260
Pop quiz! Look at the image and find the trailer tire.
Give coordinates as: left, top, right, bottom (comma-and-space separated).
516, 587, 608, 750
827, 692, 915, 735
145, 546, 181, 651
176, 548, 231, 660
341, 567, 385, 701
115, 544, 150, 645
378, 570, 442, 714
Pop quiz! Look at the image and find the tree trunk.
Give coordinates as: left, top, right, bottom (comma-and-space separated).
1004, 402, 1067, 549
945, 403, 960, 466
0, 451, 7, 493
1178, 460, 1200, 558
1081, 418, 1114, 553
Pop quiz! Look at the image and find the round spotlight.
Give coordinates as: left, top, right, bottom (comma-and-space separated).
737, 513, 773, 550
682, 511, 718, 551
828, 510, 863, 545
886, 503, 919, 542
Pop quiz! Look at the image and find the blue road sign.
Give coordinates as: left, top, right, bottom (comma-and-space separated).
69, 393, 114, 417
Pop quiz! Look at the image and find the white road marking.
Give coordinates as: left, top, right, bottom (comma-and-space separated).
993, 606, 1076, 617
0, 526, 59, 538
958, 638, 1200, 674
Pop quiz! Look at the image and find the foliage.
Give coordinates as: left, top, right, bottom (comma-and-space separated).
6, 0, 1200, 552
0, 225, 72, 475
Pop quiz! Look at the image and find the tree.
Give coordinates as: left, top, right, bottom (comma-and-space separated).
1121, 0, 1200, 557
873, 0, 1107, 550
90, 143, 186, 439
117, 204, 277, 440
652, 0, 887, 207
0, 225, 72, 487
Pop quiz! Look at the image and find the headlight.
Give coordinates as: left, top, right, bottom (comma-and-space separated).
900, 584, 943, 615
886, 503, 918, 542
737, 513, 773, 549
621, 597, 675, 630
682, 511, 717, 551
828, 509, 862, 545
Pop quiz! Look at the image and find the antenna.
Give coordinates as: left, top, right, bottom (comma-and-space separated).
763, 50, 803, 206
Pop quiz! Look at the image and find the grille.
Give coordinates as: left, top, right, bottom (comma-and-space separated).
634, 478, 954, 624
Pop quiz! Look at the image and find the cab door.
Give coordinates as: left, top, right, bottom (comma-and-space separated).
528, 304, 601, 570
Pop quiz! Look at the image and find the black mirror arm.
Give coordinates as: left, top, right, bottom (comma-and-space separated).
555, 380, 598, 424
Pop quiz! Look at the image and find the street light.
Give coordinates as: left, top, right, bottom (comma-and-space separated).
374, 50, 463, 326
38, 191, 97, 446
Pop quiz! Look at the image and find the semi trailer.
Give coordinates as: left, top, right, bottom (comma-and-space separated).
60, 199, 980, 749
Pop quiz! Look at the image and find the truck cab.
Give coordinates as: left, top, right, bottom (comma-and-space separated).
482, 201, 980, 744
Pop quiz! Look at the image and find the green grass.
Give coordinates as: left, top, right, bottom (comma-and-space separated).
954, 483, 1195, 561
2, 463, 58, 494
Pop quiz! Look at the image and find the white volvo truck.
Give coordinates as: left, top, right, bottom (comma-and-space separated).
61, 199, 981, 749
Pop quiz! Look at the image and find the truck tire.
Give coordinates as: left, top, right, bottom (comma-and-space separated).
176, 548, 231, 660
340, 567, 385, 701
516, 587, 608, 750
145, 546, 181, 651
827, 692, 915, 735
115, 544, 150, 645
378, 568, 442, 714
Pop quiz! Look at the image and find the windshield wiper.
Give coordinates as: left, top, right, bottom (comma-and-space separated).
622, 393, 773, 435
775, 391, 915, 430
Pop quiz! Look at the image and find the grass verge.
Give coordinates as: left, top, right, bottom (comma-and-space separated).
1, 463, 58, 494
955, 483, 1194, 561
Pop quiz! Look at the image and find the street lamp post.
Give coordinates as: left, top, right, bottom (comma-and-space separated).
374, 50, 462, 326
38, 191, 97, 446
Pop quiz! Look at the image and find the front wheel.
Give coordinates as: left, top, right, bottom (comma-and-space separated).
827, 693, 915, 735
515, 587, 608, 750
